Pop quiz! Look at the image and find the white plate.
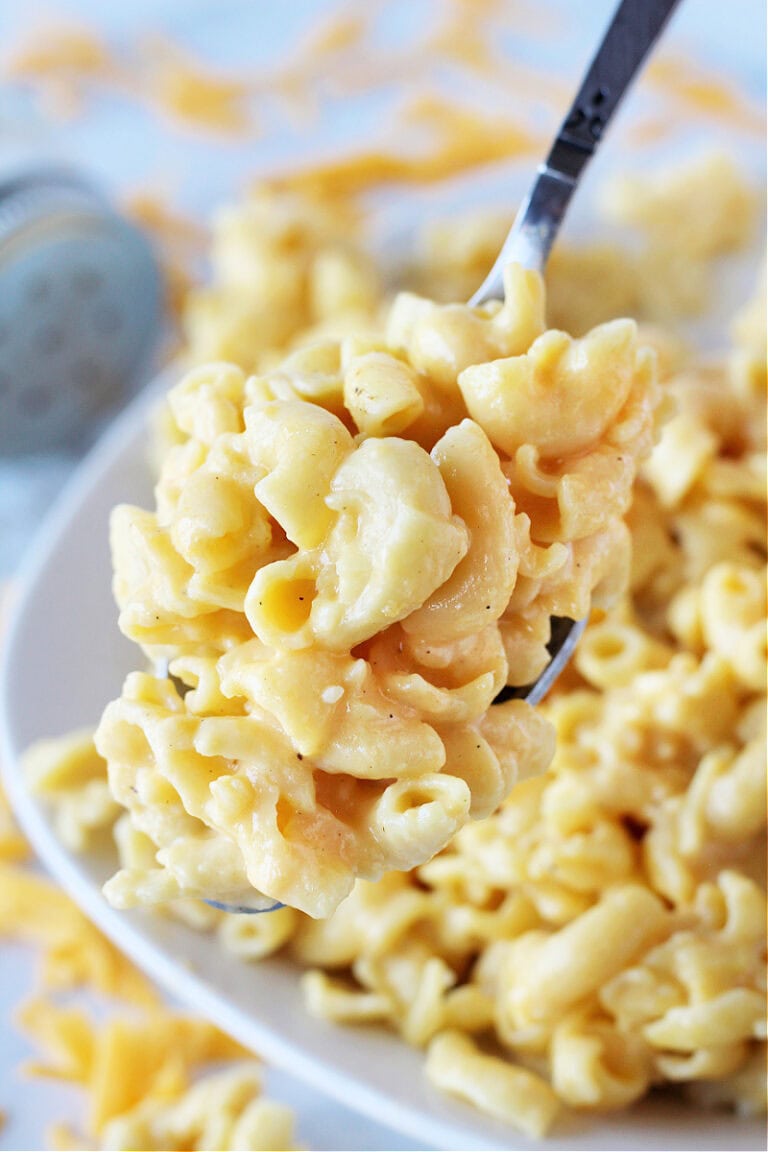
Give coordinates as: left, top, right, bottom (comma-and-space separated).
1, 375, 764, 1152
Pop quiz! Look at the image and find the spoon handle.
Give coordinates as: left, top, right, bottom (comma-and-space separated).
471, 0, 682, 303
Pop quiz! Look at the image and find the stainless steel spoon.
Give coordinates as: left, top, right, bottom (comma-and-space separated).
478, 0, 681, 708
190, 0, 682, 912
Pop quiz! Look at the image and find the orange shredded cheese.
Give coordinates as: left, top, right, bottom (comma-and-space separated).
647, 55, 765, 133
86, 1014, 247, 1131
0, 784, 29, 862
266, 96, 537, 199
45, 1122, 86, 1152
300, 10, 368, 57
5, 26, 114, 80
3, 24, 121, 118
18, 997, 252, 1144
0, 863, 158, 1006
17, 999, 96, 1084
0, 782, 277, 1148
142, 36, 254, 134
426, 11, 499, 73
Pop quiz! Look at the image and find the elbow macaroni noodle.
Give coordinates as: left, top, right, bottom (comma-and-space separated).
25, 153, 766, 1137
92, 250, 663, 920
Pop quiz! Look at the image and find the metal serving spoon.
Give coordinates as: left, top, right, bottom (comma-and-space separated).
191, 0, 682, 913
480, 0, 681, 707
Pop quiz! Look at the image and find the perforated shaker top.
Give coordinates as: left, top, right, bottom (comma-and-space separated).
0, 168, 162, 455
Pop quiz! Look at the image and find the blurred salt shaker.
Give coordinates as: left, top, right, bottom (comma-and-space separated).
0, 98, 162, 573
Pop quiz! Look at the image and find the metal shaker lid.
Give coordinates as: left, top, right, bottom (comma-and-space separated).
0, 167, 162, 455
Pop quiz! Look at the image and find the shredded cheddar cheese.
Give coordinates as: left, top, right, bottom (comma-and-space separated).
0, 803, 298, 1149
141, 36, 254, 135
265, 97, 537, 200
0, 784, 29, 862
6, 25, 114, 80
647, 55, 766, 133
0, 863, 158, 1005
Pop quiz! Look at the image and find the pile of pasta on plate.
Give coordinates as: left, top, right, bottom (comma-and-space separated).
27, 150, 766, 1140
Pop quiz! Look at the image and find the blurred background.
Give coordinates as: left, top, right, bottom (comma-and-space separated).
0, 0, 765, 580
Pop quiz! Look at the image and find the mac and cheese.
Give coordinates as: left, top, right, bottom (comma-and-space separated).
93, 255, 663, 918
26, 153, 765, 1138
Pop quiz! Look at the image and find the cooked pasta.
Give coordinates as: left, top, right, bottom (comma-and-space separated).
82, 231, 664, 920
293, 257, 766, 1134
26, 151, 766, 1139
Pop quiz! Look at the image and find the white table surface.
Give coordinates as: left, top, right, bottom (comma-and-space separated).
0, 1, 764, 1149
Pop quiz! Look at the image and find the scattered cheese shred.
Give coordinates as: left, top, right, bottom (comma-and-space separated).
45, 1122, 88, 1152
17, 999, 96, 1084
142, 36, 254, 134
17, 995, 297, 1149
0, 862, 158, 1006
647, 55, 765, 133
0, 777, 297, 1152
2, 856, 296, 1149
299, 11, 368, 58
266, 98, 537, 200
86, 1014, 247, 1131
0, 784, 29, 862
3, 24, 121, 117
5, 25, 114, 80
